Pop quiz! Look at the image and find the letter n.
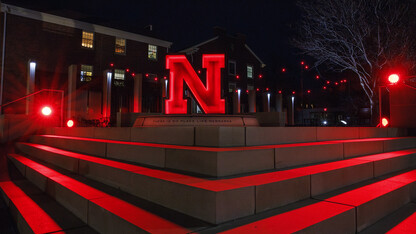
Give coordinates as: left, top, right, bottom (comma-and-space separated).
165, 54, 225, 114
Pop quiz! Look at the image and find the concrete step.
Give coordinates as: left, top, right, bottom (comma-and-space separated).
29, 135, 416, 177
7, 154, 199, 234
14, 142, 416, 224
0, 179, 97, 234
199, 169, 416, 233
360, 203, 416, 233
46, 126, 409, 147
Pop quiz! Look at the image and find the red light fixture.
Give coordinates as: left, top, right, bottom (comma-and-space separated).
67, 119, 74, 128
335, 82, 339, 85
381, 117, 389, 127
110, 63, 114, 67
198, 70, 201, 74
145, 73, 149, 77
307, 90, 311, 94
323, 86, 327, 90
41, 106, 52, 116
282, 68, 286, 72
344, 79, 347, 82
326, 81, 330, 84
388, 74, 399, 84
256, 88, 260, 91
126, 68, 130, 72
236, 75, 240, 79
304, 65, 309, 69
259, 74, 263, 78
154, 77, 158, 81
324, 108, 327, 112
278, 90, 282, 94
266, 88, 269, 91
132, 73, 135, 77
316, 75, 320, 79
292, 91, 296, 95
164, 76, 167, 80
246, 90, 249, 93
301, 61, 305, 65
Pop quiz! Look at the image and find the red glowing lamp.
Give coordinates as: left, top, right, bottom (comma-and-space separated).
259, 74, 263, 78
256, 88, 260, 91
41, 106, 52, 116
307, 90, 311, 94
388, 74, 399, 84
110, 63, 114, 67
126, 68, 130, 72
236, 75, 240, 79
292, 91, 296, 95
300, 61, 305, 65
67, 119, 74, 128
324, 108, 327, 112
282, 68, 286, 72
304, 65, 309, 69
323, 86, 327, 90
278, 90, 282, 94
316, 75, 320, 79
326, 81, 330, 84
381, 117, 389, 127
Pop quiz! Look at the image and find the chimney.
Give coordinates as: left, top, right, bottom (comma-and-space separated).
213, 26, 226, 36
235, 33, 246, 44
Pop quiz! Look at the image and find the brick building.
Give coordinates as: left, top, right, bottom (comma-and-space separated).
0, 3, 171, 123
180, 28, 266, 114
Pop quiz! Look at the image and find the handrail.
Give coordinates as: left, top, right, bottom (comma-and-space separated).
0, 89, 64, 108
0, 89, 65, 127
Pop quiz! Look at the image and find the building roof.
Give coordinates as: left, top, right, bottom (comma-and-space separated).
1, 3, 172, 48
179, 36, 266, 68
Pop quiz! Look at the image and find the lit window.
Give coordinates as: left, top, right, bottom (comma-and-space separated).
148, 44, 157, 60
114, 69, 125, 80
247, 65, 253, 79
115, 38, 126, 54
228, 60, 236, 75
82, 31, 94, 48
80, 65, 93, 82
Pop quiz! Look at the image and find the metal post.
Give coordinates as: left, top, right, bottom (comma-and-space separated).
60, 90, 64, 127
378, 86, 382, 126
0, 10, 7, 114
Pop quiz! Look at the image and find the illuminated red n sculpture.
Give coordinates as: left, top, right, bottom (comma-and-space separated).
165, 54, 225, 114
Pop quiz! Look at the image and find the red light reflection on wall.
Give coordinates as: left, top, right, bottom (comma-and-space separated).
165, 54, 225, 114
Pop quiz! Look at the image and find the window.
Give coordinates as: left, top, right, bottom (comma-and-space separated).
114, 69, 125, 87
228, 60, 236, 75
80, 65, 93, 82
82, 31, 94, 48
148, 44, 157, 60
114, 69, 125, 80
247, 65, 253, 79
229, 82, 236, 92
115, 38, 126, 54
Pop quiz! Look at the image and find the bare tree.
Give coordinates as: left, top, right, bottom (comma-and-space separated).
294, 0, 416, 120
